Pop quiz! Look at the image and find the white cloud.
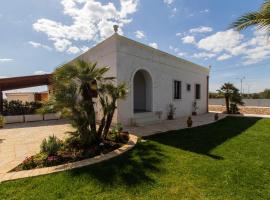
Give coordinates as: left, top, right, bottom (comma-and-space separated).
149, 42, 158, 49
189, 26, 213, 33
170, 7, 178, 17
182, 28, 270, 65
181, 35, 196, 44
197, 29, 244, 53
177, 52, 186, 57
0, 58, 13, 63
53, 39, 72, 52
28, 41, 52, 51
193, 52, 216, 59
33, 0, 139, 53
163, 0, 174, 5
135, 30, 145, 39
34, 70, 49, 75
217, 54, 232, 61
81, 46, 90, 52
67, 46, 81, 54
200, 9, 209, 14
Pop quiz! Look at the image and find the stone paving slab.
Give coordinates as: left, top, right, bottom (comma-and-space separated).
124, 113, 228, 137
0, 120, 73, 174
0, 134, 137, 183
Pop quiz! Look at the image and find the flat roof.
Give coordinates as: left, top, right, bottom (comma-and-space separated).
0, 74, 52, 91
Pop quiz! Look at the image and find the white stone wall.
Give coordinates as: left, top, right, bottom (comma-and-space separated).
115, 35, 209, 125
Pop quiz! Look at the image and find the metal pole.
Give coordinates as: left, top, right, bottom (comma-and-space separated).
0, 91, 3, 115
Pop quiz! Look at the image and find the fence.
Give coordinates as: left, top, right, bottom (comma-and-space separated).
209, 99, 270, 107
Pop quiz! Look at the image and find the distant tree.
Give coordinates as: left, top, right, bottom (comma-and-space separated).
261, 89, 270, 98
230, 87, 244, 114
217, 83, 244, 114
217, 83, 235, 113
231, 0, 270, 34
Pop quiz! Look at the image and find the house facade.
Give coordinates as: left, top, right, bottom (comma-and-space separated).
72, 32, 209, 126
5, 92, 49, 103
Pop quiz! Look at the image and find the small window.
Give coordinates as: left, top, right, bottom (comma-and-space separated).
186, 84, 191, 92
174, 80, 181, 99
195, 84, 201, 99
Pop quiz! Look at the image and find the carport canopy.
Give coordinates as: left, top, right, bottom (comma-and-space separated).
0, 74, 52, 114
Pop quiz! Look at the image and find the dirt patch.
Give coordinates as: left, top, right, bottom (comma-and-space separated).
209, 105, 270, 115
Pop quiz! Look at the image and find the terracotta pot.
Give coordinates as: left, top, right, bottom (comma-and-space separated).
187, 117, 193, 128
119, 132, 129, 143
214, 113, 219, 121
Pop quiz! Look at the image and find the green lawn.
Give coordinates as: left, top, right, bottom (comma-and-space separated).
1, 117, 270, 200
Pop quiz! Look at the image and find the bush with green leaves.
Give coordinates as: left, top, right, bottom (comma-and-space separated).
218, 83, 244, 114
0, 115, 5, 127
40, 135, 62, 156
40, 60, 128, 147
3, 100, 43, 116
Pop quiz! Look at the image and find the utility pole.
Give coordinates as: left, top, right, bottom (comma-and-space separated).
236, 76, 245, 95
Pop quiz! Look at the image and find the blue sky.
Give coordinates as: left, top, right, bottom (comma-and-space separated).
0, 0, 269, 93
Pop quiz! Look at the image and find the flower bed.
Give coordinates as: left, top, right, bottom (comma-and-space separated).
11, 134, 129, 172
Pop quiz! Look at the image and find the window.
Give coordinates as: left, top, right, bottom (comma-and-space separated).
186, 84, 191, 92
174, 80, 181, 99
195, 84, 201, 99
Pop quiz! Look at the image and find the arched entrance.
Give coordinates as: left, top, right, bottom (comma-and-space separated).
133, 69, 152, 113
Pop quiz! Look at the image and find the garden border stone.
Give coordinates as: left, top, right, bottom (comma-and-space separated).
0, 134, 138, 183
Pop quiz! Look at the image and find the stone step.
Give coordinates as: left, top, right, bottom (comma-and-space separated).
133, 112, 160, 126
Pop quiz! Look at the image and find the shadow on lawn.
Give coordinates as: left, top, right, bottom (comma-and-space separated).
146, 117, 262, 160
69, 142, 166, 186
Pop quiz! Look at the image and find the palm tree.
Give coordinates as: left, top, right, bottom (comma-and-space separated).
231, 0, 270, 33
48, 60, 110, 146
217, 83, 235, 113
98, 82, 128, 139
218, 83, 244, 114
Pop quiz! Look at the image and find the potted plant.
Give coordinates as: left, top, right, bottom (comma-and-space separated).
192, 101, 199, 116
0, 115, 5, 128
187, 116, 193, 128
167, 103, 176, 120
214, 113, 219, 121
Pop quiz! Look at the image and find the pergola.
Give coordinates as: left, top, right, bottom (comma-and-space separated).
0, 74, 52, 114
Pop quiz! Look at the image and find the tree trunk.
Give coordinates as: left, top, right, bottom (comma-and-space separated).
225, 96, 230, 113
97, 116, 106, 138
103, 100, 116, 139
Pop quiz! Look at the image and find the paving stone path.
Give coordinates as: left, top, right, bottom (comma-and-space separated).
0, 120, 73, 174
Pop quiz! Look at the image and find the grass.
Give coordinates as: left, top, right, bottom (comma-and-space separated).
1, 116, 270, 200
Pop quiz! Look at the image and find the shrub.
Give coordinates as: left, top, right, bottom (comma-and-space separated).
40, 135, 62, 156
21, 156, 37, 170
63, 136, 81, 150
0, 115, 5, 127
3, 100, 43, 116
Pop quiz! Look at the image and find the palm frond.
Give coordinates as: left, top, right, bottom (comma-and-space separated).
230, 12, 265, 31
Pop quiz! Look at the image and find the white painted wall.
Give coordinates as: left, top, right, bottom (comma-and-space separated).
115, 35, 209, 125
209, 98, 270, 107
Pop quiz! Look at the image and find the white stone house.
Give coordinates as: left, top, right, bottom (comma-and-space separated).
71, 31, 210, 126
